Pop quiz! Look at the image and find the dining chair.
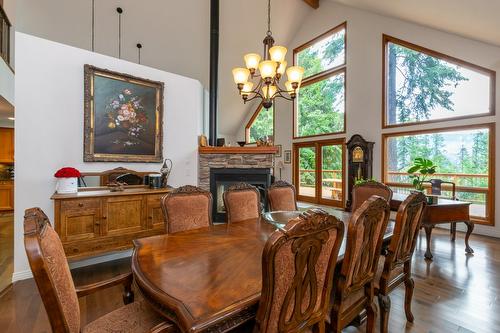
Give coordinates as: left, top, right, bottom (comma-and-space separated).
266, 180, 298, 211
223, 182, 261, 223
376, 192, 426, 333
161, 185, 213, 233
24, 207, 175, 333
330, 196, 391, 333
350, 180, 393, 213
255, 208, 345, 333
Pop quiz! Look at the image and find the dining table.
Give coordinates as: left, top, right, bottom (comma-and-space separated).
390, 192, 473, 260
132, 210, 394, 333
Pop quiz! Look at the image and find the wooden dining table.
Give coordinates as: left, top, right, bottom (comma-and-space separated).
132, 210, 394, 333
390, 193, 473, 260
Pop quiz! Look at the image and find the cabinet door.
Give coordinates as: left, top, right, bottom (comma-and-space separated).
103, 195, 146, 236
0, 128, 14, 163
146, 194, 166, 230
60, 199, 101, 242
0, 184, 13, 210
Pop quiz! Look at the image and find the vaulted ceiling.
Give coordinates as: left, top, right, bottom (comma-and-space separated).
329, 0, 500, 47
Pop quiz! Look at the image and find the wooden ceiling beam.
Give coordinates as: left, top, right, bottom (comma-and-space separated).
303, 0, 319, 9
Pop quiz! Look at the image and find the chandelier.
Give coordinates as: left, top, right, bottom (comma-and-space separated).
232, 0, 305, 109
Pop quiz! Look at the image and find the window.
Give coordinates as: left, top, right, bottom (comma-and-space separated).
245, 104, 274, 144
383, 35, 496, 128
383, 124, 495, 225
293, 138, 345, 207
294, 22, 346, 138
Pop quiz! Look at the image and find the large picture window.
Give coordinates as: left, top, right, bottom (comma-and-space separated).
383, 124, 495, 225
245, 104, 274, 144
294, 22, 346, 138
383, 35, 496, 128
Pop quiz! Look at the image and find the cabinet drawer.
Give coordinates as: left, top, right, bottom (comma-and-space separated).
61, 198, 101, 211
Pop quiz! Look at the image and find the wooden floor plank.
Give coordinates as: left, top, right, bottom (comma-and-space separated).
0, 229, 499, 332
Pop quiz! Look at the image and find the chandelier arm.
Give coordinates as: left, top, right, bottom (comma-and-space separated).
274, 90, 293, 101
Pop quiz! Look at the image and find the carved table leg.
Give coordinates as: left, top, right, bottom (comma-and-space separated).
423, 225, 433, 260
450, 222, 456, 241
464, 220, 474, 254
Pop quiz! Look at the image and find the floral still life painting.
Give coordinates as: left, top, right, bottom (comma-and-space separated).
84, 65, 164, 162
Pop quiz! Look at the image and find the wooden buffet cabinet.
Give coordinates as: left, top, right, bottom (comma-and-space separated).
51, 186, 171, 259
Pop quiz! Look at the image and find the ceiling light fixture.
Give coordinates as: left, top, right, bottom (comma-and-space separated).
232, 0, 304, 109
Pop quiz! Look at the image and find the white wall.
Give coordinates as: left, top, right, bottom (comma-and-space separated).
13, 32, 204, 280
237, 2, 500, 238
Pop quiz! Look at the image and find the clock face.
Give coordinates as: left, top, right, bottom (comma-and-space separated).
352, 146, 364, 163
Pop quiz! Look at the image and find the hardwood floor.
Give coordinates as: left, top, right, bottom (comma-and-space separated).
0, 211, 13, 294
0, 229, 498, 332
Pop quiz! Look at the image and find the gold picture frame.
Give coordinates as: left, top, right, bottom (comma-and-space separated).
84, 65, 164, 162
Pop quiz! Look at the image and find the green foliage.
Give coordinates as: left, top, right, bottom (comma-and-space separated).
248, 106, 273, 143
407, 158, 437, 191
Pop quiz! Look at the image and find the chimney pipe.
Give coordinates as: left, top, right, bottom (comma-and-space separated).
209, 0, 219, 146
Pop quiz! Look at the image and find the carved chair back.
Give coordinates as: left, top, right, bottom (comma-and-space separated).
267, 180, 298, 211
256, 209, 345, 333
330, 196, 390, 329
380, 192, 426, 288
351, 181, 392, 213
24, 208, 81, 333
422, 179, 457, 200
223, 182, 261, 223
161, 185, 213, 233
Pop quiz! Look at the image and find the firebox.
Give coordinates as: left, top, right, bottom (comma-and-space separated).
210, 168, 272, 222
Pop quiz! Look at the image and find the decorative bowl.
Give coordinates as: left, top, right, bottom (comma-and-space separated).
237, 141, 246, 147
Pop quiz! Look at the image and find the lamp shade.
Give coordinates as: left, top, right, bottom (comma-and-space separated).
241, 82, 254, 95
262, 85, 277, 99
259, 60, 277, 79
244, 53, 261, 70
277, 60, 287, 75
269, 46, 287, 63
286, 66, 305, 84
232, 68, 250, 84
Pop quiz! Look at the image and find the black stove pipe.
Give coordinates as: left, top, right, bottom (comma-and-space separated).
209, 0, 219, 146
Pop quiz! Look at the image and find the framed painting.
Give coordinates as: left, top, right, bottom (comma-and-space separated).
84, 65, 164, 162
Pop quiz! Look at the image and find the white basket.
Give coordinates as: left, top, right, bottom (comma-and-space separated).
56, 177, 78, 194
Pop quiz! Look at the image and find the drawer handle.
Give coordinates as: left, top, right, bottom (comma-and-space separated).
95, 221, 100, 226
102, 216, 107, 219
148, 216, 153, 219
78, 203, 84, 207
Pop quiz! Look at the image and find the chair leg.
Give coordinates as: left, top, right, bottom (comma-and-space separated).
378, 294, 390, 333
123, 282, 134, 305
403, 262, 415, 323
365, 301, 377, 333
329, 309, 342, 333
450, 222, 456, 241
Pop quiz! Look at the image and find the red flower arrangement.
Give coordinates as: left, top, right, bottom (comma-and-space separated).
54, 167, 81, 178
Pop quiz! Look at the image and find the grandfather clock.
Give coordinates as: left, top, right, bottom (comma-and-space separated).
345, 134, 374, 211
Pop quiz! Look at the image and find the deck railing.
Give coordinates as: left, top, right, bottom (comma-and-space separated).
0, 5, 11, 66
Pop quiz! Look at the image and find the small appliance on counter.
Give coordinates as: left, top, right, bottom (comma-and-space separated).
149, 174, 162, 189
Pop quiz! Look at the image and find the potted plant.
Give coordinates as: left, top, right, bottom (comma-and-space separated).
54, 167, 81, 194
407, 158, 436, 192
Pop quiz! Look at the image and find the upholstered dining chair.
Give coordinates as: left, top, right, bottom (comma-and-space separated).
330, 196, 391, 333
266, 180, 298, 211
351, 180, 393, 213
23, 207, 174, 333
223, 182, 261, 223
376, 192, 426, 333
255, 209, 345, 333
161, 185, 213, 233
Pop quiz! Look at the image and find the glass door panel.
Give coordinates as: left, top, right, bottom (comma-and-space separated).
321, 144, 343, 202
298, 146, 316, 199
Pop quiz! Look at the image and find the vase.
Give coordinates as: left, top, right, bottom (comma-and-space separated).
56, 177, 78, 194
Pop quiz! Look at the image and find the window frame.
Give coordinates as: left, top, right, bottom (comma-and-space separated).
293, 21, 347, 139
245, 103, 275, 145
382, 34, 496, 129
293, 137, 346, 208
381, 122, 496, 226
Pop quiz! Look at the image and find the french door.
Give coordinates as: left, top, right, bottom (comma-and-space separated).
293, 139, 345, 207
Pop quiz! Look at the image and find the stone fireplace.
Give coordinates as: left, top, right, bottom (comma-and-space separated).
198, 146, 277, 222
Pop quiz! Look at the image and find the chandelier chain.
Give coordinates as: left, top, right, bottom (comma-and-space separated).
267, 0, 272, 36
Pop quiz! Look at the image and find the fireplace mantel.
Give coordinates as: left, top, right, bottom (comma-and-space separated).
199, 146, 278, 154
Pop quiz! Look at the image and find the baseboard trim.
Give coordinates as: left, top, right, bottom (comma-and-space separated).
12, 270, 33, 282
